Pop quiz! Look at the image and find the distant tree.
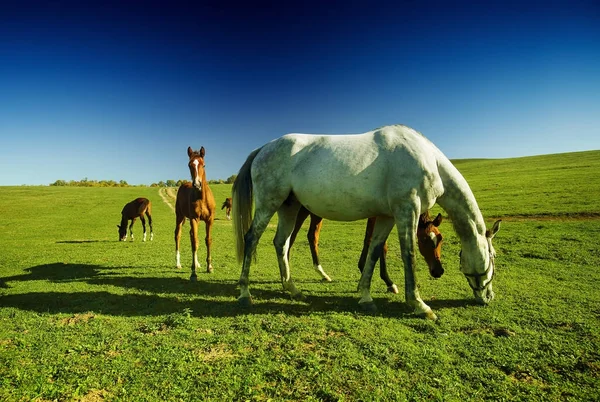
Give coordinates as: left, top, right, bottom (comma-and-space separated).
176, 179, 185, 187
166, 179, 177, 187
50, 180, 67, 186
226, 174, 237, 184
157, 181, 166, 187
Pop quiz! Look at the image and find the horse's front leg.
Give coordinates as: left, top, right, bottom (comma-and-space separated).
395, 209, 437, 320
274, 202, 304, 301
189, 218, 200, 282
357, 216, 395, 313
128, 218, 136, 241
205, 218, 214, 273
174, 214, 184, 269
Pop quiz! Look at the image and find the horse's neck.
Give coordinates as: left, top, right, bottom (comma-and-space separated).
436, 159, 486, 246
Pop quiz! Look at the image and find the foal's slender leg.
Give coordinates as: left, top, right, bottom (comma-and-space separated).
307, 214, 332, 281
147, 211, 154, 241
189, 218, 200, 281
378, 242, 399, 294
357, 216, 395, 312
140, 215, 147, 242
128, 218, 136, 241
358, 218, 397, 292
174, 214, 185, 269
395, 208, 436, 320
357, 217, 375, 271
273, 201, 304, 300
287, 206, 309, 262
204, 218, 214, 273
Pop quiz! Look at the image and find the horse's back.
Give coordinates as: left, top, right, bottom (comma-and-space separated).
251, 125, 444, 220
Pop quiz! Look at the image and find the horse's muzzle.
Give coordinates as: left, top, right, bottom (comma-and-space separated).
429, 261, 444, 278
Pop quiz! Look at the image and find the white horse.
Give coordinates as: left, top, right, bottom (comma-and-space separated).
232, 125, 501, 320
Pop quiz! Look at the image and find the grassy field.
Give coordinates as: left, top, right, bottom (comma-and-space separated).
1, 150, 599, 401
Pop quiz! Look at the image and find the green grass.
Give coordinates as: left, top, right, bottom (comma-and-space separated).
1, 151, 600, 401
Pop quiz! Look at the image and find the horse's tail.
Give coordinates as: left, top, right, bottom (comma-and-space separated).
232, 147, 262, 263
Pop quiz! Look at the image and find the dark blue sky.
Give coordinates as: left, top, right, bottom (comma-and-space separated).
1, 1, 599, 185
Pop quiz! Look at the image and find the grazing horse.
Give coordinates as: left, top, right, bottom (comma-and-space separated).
222, 197, 232, 220
288, 208, 445, 292
175, 146, 216, 280
232, 125, 501, 320
117, 198, 153, 242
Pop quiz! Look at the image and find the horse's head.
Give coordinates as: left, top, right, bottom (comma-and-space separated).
417, 213, 444, 278
117, 224, 127, 241
460, 220, 501, 305
187, 146, 206, 192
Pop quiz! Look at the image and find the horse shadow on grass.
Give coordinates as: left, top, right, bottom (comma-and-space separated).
1, 262, 476, 319
56, 240, 113, 244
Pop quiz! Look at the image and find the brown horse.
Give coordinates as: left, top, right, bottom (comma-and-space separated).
117, 198, 153, 242
221, 197, 232, 220
289, 208, 444, 293
175, 146, 216, 280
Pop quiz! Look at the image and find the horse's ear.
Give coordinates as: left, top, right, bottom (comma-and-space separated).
433, 213, 443, 227
187, 147, 193, 157
486, 220, 501, 239
200, 146, 205, 158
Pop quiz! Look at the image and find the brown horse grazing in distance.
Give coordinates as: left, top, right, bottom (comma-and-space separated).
118, 198, 153, 242
221, 197, 232, 220
175, 146, 216, 281
289, 208, 444, 293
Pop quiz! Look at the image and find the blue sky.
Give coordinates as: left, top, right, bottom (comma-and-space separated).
1, 1, 599, 185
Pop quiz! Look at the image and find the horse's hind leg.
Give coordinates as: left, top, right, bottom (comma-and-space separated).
358, 218, 376, 272
204, 218, 214, 273
238, 210, 273, 304
147, 211, 153, 241
357, 216, 395, 312
379, 242, 399, 294
287, 205, 309, 262
273, 200, 304, 300
140, 215, 147, 242
307, 214, 332, 282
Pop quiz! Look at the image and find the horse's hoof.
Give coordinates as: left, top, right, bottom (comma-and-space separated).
206, 266, 214, 274
321, 275, 333, 283
417, 310, 438, 321
359, 301, 378, 314
387, 284, 399, 294
238, 296, 253, 308
189, 274, 198, 282
291, 292, 307, 302
176, 265, 182, 270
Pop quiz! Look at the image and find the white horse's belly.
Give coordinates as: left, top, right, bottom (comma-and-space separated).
297, 193, 384, 221
292, 174, 389, 221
